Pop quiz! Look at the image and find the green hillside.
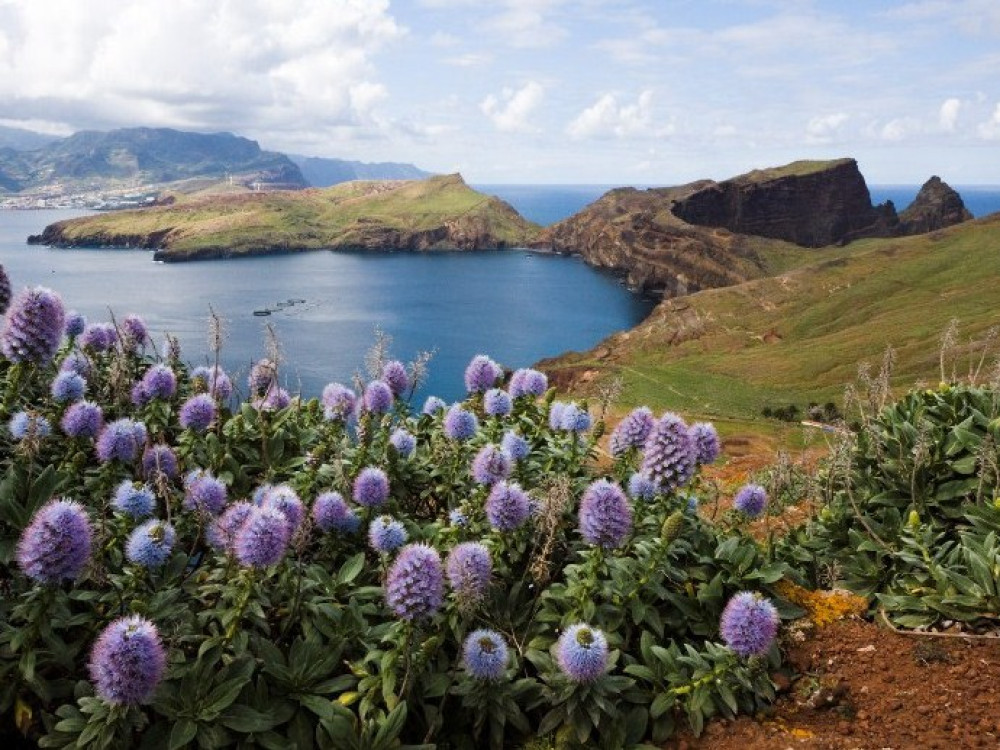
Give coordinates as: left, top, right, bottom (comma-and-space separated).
544, 214, 1000, 426
32, 174, 540, 260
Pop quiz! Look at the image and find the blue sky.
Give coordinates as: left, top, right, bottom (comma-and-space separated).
1, 0, 999, 183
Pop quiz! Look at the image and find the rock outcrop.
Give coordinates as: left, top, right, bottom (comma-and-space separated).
897, 176, 972, 235
670, 159, 898, 247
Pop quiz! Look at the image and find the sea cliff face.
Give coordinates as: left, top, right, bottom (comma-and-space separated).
537, 159, 971, 296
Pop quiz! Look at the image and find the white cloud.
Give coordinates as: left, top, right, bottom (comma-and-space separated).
480, 81, 545, 132
939, 98, 961, 131
806, 113, 849, 143
0, 0, 403, 144
444, 53, 493, 67
880, 118, 912, 141
978, 103, 1000, 139
566, 90, 669, 140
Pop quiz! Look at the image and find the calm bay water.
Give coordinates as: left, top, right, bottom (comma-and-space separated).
0, 209, 655, 402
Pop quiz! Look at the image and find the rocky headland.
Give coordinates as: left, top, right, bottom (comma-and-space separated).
28, 174, 538, 261
536, 158, 971, 296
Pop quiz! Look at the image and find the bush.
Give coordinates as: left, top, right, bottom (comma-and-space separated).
778, 383, 1000, 628
0, 288, 793, 749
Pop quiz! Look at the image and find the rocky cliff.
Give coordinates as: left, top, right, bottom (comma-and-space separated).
670, 159, 898, 247
897, 176, 973, 235
537, 159, 968, 297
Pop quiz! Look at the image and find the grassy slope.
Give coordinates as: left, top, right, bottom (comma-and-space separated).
51, 174, 539, 255
549, 215, 1000, 428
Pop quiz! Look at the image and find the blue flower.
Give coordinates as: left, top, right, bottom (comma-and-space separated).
733, 484, 767, 518
312, 492, 360, 534
368, 515, 407, 553
501, 430, 530, 461
720, 592, 779, 657
462, 629, 509, 681
390, 428, 416, 458
51, 371, 86, 403
112, 480, 156, 519
353, 467, 390, 507
464, 354, 502, 393
483, 388, 512, 416
444, 405, 478, 441
556, 623, 608, 683
422, 395, 446, 415
126, 520, 176, 568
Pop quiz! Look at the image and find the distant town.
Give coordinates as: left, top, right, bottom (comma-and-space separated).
0, 186, 160, 211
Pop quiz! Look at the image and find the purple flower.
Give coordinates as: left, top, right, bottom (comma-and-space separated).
60, 350, 93, 378
253, 386, 291, 411
485, 482, 530, 531
641, 412, 696, 494
96, 418, 147, 464
720, 592, 780, 658
64, 311, 86, 338
733, 483, 767, 518
627, 472, 657, 501
579, 479, 632, 548
484, 389, 512, 416
17, 499, 92, 584
548, 402, 567, 430
234, 506, 291, 567
120, 315, 149, 350
0, 264, 10, 314
610, 407, 655, 457
51, 371, 86, 403
444, 405, 478, 440
261, 484, 305, 535
422, 396, 446, 415
61, 400, 104, 439
509, 368, 548, 399
112, 480, 155, 519
126, 520, 175, 568
362, 380, 393, 414
248, 358, 277, 396
464, 354, 502, 394
321, 382, 357, 422
462, 630, 508, 681
390, 428, 416, 458
0, 286, 65, 364
179, 394, 217, 432
353, 466, 390, 507
382, 360, 410, 397
9, 411, 50, 440
448, 509, 468, 527
183, 470, 227, 515
689, 422, 721, 465
559, 403, 592, 432
368, 515, 408, 553
385, 543, 444, 620
142, 444, 179, 481
190, 365, 233, 401
446, 542, 492, 603
312, 492, 360, 534
556, 623, 609, 683
501, 430, 529, 461
472, 444, 512, 486
79, 322, 117, 353
207, 501, 255, 552
89, 616, 166, 705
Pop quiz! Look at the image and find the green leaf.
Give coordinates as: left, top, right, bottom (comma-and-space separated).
372, 702, 407, 750
338, 553, 365, 586
219, 704, 281, 734
170, 719, 199, 750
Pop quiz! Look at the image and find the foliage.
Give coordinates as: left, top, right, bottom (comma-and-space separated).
777, 383, 1000, 628
0, 305, 793, 749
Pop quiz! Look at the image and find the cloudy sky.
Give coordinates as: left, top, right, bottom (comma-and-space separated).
1, 0, 998, 183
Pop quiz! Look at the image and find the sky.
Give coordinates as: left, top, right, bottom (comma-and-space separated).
0, 0, 999, 184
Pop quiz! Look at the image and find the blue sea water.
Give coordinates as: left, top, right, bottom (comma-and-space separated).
0, 209, 655, 403
869, 185, 1000, 218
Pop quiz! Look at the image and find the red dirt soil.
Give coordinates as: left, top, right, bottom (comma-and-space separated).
666, 617, 1000, 749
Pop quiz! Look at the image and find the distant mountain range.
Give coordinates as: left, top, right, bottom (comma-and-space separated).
0, 126, 432, 198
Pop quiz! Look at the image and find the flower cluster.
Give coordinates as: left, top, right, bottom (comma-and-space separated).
720, 592, 779, 657
609, 406, 654, 457
322, 382, 357, 421
578, 479, 633, 548
1, 286, 66, 365
462, 630, 508, 680
556, 623, 608, 683
464, 354, 502, 393
89, 616, 166, 705
485, 482, 530, 531
509, 368, 548, 398
385, 543, 444, 620
17, 499, 93, 584
733, 483, 768, 518
640, 412, 696, 494
471, 444, 512, 485
446, 542, 492, 604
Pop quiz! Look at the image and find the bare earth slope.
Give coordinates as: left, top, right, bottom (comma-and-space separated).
28, 174, 539, 261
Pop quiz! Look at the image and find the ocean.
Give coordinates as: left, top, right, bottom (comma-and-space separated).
0, 208, 655, 403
